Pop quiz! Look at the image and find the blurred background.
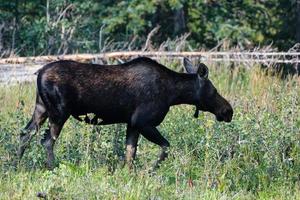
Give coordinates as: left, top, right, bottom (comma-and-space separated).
0, 0, 299, 57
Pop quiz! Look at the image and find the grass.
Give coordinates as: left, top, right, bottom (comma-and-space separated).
0, 61, 300, 199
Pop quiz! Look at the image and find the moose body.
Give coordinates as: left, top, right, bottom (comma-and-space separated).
18, 57, 233, 169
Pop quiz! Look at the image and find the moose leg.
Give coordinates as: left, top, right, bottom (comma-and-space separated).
125, 125, 140, 168
139, 126, 170, 169
41, 119, 66, 169
18, 98, 47, 159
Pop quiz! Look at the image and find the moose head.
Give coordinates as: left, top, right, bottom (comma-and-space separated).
183, 58, 233, 122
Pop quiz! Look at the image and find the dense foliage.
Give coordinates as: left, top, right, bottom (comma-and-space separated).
0, 61, 299, 199
0, 0, 299, 57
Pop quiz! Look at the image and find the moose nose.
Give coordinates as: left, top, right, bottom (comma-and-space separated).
223, 107, 233, 122
217, 106, 233, 122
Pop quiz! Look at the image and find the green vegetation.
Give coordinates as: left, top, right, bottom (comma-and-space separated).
0, 61, 299, 199
0, 0, 299, 57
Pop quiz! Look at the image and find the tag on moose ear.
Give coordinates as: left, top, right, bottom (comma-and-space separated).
197, 63, 209, 79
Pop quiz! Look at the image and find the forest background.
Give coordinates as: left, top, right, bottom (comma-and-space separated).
0, 0, 300, 57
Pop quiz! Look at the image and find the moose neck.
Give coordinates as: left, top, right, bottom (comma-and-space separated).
170, 74, 200, 106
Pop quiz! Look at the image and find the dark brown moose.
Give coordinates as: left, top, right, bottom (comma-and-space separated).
18, 57, 233, 169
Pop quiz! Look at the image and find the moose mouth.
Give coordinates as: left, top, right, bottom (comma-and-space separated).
195, 104, 233, 122
216, 115, 232, 122
216, 108, 233, 122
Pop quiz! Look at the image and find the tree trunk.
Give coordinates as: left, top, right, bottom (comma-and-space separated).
11, 0, 20, 54
173, 7, 186, 36
297, 0, 300, 43
296, 0, 300, 75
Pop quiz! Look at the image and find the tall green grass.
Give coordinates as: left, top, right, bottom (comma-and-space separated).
0, 62, 299, 199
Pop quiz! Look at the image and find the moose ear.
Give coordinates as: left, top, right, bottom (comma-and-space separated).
183, 57, 197, 74
197, 63, 209, 79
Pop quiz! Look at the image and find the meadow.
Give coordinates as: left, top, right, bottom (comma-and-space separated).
0, 61, 299, 199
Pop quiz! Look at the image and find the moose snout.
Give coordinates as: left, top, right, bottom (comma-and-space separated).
216, 105, 233, 123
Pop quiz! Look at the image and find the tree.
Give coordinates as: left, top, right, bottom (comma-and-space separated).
0, 0, 298, 57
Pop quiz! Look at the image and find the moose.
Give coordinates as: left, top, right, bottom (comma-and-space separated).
18, 57, 233, 169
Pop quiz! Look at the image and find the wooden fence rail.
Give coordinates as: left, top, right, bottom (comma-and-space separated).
1, 51, 300, 64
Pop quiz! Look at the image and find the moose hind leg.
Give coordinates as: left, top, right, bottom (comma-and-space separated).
125, 125, 140, 169
138, 126, 170, 170
18, 98, 47, 159
41, 118, 67, 169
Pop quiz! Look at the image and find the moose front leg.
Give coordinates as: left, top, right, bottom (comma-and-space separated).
125, 125, 139, 169
139, 126, 170, 170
